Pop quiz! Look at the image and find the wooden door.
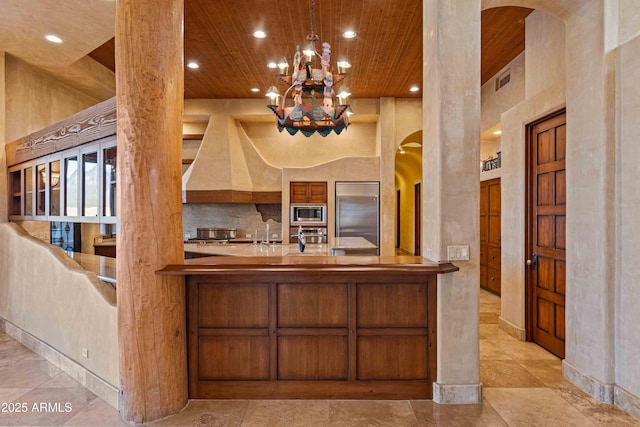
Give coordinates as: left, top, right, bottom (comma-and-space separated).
414, 183, 421, 256
480, 178, 501, 295
527, 111, 566, 358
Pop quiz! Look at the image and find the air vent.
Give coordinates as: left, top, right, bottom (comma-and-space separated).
495, 69, 511, 91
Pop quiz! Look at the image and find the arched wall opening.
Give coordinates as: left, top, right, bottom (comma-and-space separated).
394, 130, 422, 255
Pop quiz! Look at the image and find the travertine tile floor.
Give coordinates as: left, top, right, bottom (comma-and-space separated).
1, 290, 638, 426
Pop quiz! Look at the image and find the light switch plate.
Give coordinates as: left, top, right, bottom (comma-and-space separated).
447, 245, 470, 261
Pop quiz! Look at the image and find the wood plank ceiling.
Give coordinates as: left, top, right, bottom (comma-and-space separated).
89, 2, 532, 99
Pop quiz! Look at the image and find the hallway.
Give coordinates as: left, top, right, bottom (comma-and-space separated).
0, 290, 637, 426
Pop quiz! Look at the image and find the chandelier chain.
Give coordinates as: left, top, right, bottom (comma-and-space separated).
310, 0, 315, 35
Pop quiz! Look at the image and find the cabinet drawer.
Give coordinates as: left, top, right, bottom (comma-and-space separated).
487, 267, 501, 294
488, 246, 501, 270
480, 245, 487, 266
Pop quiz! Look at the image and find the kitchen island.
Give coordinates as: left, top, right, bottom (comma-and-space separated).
159, 255, 458, 400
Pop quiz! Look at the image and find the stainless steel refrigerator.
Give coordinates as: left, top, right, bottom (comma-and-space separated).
335, 181, 380, 254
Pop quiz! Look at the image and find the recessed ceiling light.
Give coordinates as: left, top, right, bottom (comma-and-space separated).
253, 30, 267, 39
187, 62, 200, 69
267, 62, 277, 69
343, 30, 357, 39
45, 34, 63, 43
250, 88, 260, 92
493, 130, 502, 135
409, 86, 420, 92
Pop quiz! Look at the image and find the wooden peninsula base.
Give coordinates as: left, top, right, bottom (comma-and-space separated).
159, 256, 458, 400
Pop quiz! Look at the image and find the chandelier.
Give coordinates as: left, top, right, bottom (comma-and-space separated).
266, 0, 351, 137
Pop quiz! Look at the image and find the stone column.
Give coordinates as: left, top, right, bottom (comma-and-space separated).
422, 0, 482, 403
115, 0, 187, 423
0, 51, 7, 223
379, 97, 396, 256
562, 0, 616, 400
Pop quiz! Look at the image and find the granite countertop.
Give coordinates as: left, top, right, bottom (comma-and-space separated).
184, 236, 377, 257
73, 237, 376, 284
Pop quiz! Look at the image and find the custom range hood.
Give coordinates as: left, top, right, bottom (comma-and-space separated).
182, 113, 283, 204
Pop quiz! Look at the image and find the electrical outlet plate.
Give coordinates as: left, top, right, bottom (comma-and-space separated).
82, 347, 89, 358
447, 245, 470, 261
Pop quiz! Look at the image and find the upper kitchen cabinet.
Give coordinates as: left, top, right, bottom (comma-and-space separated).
5, 97, 118, 224
290, 182, 327, 204
6, 136, 117, 224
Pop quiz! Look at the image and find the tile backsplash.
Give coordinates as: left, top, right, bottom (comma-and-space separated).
182, 203, 282, 240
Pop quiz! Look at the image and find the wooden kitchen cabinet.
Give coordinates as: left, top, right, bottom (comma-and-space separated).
290, 181, 327, 203
480, 178, 501, 295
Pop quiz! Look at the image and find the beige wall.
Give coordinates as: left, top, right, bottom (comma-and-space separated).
481, 52, 525, 131
615, 32, 640, 414
525, 11, 566, 98
5, 55, 100, 142
0, 223, 118, 405
618, 0, 640, 46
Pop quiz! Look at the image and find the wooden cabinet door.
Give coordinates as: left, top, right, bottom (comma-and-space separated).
290, 182, 309, 203
488, 180, 501, 246
307, 182, 327, 203
480, 183, 489, 245
527, 111, 566, 359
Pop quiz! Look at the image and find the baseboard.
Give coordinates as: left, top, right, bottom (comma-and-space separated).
498, 316, 526, 341
433, 383, 482, 404
614, 386, 640, 420
563, 360, 614, 404
0, 317, 119, 410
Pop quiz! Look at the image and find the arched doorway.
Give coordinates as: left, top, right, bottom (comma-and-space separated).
394, 130, 422, 256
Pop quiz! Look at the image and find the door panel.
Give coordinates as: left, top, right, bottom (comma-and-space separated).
480, 178, 501, 295
527, 111, 566, 358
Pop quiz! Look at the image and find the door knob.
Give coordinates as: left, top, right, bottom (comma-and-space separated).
526, 254, 538, 270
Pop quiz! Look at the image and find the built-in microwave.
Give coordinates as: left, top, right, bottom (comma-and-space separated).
290, 204, 327, 226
